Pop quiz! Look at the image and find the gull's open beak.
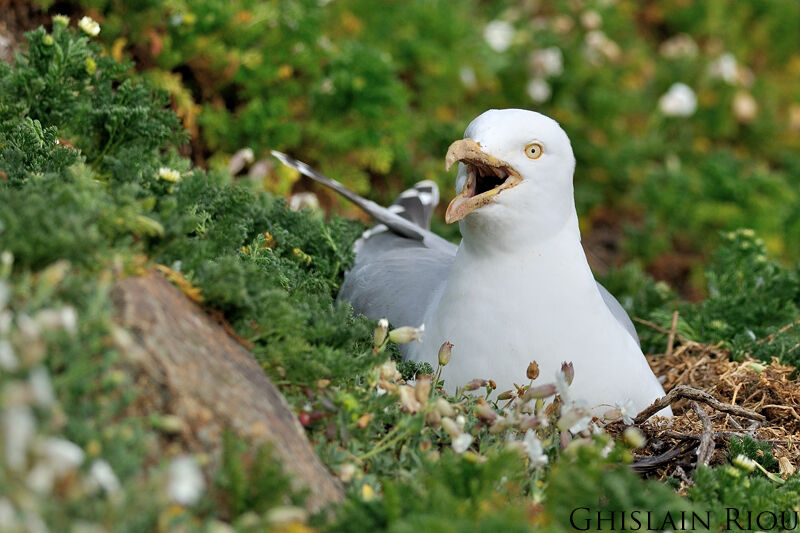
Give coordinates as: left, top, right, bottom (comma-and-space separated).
444, 139, 522, 223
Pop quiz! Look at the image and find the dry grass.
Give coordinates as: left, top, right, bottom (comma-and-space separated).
608, 317, 800, 484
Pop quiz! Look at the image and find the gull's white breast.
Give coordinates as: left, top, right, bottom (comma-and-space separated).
408, 221, 667, 416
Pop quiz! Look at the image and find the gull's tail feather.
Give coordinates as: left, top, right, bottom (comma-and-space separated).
389, 180, 440, 230
270, 150, 425, 241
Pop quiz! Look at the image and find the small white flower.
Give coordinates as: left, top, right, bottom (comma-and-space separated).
87, 459, 121, 494
584, 30, 620, 64
167, 456, 205, 506
337, 463, 357, 483
0, 280, 9, 308
2, 405, 36, 471
319, 78, 335, 94
522, 429, 548, 466
451, 433, 473, 454
615, 399, 636, 425
526, 79, 551, 103
158, 167, 182, 183
388, 324, 424, 344
580, 10, 602, 30
659, 34, 698, 59
0, 339, 18, 371
658, 83, 697, 117
555, 369, 571, 406
569, 415, 591, 434
709, 53, 738, 84
459, 66, 477, 89
0, 498, 16, 530
29, 367, 55, 407
288, 192, 320, 211
38, 437, 85, 475
34, 307, 77, 333
484, 20, 514, 52
732, 454, 757, 472
0, 251, 13, 268
227, 148, 255, 176
623, 427, 647, 449
732, 91, 758, 123
78, 16, 101, 37
529, 47, 564, 78
600, 440, 615, 458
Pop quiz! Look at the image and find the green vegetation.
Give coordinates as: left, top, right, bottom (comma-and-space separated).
1, 6, 799, 532
31, 0, 800, 273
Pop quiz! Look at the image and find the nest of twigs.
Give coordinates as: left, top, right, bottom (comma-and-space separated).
606, 315, 800, 485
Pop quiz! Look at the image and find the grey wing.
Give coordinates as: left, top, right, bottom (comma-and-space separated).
339, 231, 456, 328
596, 283, 640, 346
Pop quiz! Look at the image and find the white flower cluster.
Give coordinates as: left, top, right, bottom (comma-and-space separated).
526, 46, 564, 104
0, 254, 121, 532
483, 20, 514, 53
658, 43, 757, 121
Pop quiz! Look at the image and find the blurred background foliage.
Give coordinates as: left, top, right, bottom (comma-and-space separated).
2, 2, 800, 530
17, 0, 800, 297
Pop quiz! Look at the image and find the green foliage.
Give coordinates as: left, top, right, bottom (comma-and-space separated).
728, 435, 778, 473
327, 452, 533, 533
688, 230, 800, 362
215, 432, 306, 519
3, 10, 800, 533
690, 467, 800, 530
51, 0, 800, 279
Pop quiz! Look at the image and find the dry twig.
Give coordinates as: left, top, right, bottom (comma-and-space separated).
692, 402, 714, 466
634, 385, 766, 424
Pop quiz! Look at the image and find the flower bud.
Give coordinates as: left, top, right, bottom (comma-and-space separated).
373, 318, 389, 352
398, 385, 421, 413
434, 398, 455, 418
440, 417, 461, 439
414, 376, 431, 406
378, 379, 397, 392
437, 341, 453, 366
623, 427, 646, 449
523, 384, 557, 402
488, 416, 508, 434
560, 362, 574, 385
388, 324, 425, 344
462, 379, 487, 391
526, 361, 540, 380
378, 360, 401, 381
496, 389, 515, 401
425, 409, 441, 428
474, 399, 499, 424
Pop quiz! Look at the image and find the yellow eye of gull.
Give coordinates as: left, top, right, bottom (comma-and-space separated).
524, 142, 543, 159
